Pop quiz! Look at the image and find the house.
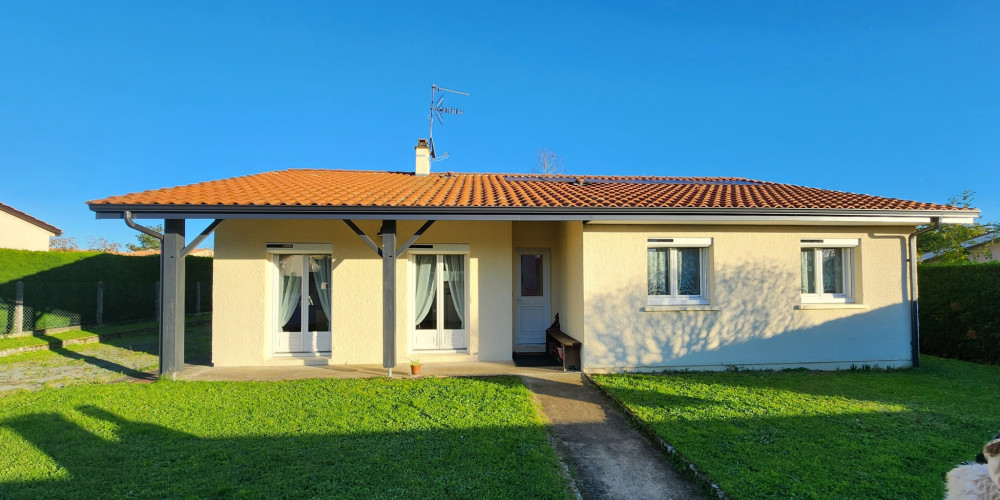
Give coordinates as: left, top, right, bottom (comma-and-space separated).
87, 140, 978, 376
920, 231, 999, 263
0, 202, 62, 251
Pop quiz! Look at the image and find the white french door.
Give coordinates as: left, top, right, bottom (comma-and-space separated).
273, 253, 332, 355
411, 253, 468, 351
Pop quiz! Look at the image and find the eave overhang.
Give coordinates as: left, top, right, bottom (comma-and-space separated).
88, 203, 979, 226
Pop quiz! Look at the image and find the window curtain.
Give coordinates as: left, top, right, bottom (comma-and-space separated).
444, 255, 465, 326
821, 249, 843, 293
800, 249, 815, 293
647, 248, 668, 295
278, 260, 302, 328
414, 255, 436, 327
677, 248, 701, 295
310, 255, 332, 321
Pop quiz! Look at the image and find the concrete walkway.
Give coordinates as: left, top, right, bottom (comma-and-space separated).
523, 372, 706, 500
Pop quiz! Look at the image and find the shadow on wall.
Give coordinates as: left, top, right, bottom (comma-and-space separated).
584, 263, 910, 370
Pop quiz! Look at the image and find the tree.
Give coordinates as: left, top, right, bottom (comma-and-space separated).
49, 236, 79, 251
126, 224, 163, 251
86, 236, 122, 254
532, 148, 564, 175
917, 191, 998, 264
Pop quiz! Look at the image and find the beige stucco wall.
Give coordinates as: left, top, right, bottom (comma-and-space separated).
212, 219, 513, 367
0, 212, 56, 251
580, 225, 915, 371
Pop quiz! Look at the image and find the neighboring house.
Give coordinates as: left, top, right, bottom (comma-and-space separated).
0, 202, 62, 251
87, 140, 978, 375
919, 231, 999, 263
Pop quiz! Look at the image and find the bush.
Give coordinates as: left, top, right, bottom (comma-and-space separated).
919, 263, 1000, 365
0, 249, 212, 330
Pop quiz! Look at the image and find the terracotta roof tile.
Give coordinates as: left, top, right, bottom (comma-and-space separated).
87, 169, 967, 212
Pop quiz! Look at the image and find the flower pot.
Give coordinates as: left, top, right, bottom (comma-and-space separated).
411, 365, 421, 376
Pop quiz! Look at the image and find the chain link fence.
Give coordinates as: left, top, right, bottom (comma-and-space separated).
0, 281, 211, 336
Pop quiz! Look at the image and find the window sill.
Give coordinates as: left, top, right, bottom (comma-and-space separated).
642, 305, 719, 312
795, 303, 868, 310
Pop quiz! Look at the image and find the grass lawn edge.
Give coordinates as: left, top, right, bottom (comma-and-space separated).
584, 373, 730, 500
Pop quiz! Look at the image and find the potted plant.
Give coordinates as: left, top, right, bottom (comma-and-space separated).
409, 358, 422, 376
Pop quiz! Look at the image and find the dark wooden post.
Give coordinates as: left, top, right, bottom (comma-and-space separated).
96, 281, 104, 328
381, 220, 396, 375
160, 219, 186, 376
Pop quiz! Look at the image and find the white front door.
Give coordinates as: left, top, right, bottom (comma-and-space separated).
274, 254, 333, 355
515, 248, 550, 347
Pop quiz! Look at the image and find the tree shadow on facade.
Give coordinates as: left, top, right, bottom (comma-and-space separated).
583, 262, 913, 373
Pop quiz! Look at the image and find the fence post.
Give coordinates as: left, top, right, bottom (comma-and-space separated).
195, 282, 202, 316
96, 281, 104, 328
155, 281, 161, 322
13, 281, 23, 335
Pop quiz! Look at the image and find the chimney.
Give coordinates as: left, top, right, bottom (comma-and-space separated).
415, 139, 431, 176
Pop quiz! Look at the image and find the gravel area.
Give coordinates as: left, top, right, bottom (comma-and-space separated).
0, 338, 159, 393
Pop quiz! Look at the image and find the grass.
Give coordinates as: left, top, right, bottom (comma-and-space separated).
592, 356, 1000, 500
0, 376, 572, 499
0, 316, 207, 354
0, 321, 212, 393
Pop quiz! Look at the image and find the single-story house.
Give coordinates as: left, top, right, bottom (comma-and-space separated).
920, 231, 999, 263
87, 140, 978, 376
0, 202, 62, 251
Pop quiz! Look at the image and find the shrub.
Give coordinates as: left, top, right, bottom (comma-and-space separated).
919, 262, 1000, 364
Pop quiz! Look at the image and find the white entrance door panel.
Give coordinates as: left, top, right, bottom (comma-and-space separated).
515, 249, 551, 346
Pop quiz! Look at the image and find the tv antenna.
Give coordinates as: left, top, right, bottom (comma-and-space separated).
428, 84, 469, 159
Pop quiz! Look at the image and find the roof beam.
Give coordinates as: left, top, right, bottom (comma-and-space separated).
343, 219, 382, 257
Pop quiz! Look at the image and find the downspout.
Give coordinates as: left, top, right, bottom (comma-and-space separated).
124, 211, 164, 241
908, 217, 941, 368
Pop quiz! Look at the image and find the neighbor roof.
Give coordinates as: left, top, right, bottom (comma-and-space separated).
0, 202, 62, 235
88, 169, 965, 214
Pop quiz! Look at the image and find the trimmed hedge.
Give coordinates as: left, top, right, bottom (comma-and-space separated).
919, 263, 1000, 365
0, 249, 211, 330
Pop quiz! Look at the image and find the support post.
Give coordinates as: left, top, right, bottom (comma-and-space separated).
381, 220, 396, 375
160, 219, 186, 377
96, 281, 104, 328
13, 281, 23, 335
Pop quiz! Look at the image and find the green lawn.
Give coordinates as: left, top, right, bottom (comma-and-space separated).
592, 356, 1000, 500
0, 376, 572, 499
0, 316, 208, 356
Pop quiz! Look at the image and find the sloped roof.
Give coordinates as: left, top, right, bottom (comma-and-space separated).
87, 169, 964, 212
0, 202, 62, 235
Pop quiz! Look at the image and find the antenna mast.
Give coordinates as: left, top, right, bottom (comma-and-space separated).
428, 84, 469, 159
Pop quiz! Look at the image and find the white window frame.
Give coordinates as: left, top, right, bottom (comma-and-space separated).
647, 237, 712, 306
267, 243, 334, 355
800, 238, 858, 304
408, 244, 470, 353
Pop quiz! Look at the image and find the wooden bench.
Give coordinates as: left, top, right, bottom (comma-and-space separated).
545, 329, 581, 371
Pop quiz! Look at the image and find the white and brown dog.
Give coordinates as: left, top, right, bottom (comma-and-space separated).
946, 435, 1000, 500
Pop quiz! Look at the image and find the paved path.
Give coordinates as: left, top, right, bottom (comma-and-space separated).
523, 372, 706, 500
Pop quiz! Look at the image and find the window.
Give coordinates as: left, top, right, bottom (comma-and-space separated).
800, 239, 858, 303
647, 238, 711, 305
411, 246, 469, 351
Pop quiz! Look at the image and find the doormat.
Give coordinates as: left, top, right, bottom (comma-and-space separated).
512, 352, 561, 367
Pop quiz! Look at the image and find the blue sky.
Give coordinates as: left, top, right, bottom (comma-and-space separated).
1, 1, 997, 248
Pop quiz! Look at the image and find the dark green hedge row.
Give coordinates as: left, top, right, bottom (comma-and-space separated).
0, 249, 211, 330
919, 263, 1000, 365
0, 248, 211, 284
